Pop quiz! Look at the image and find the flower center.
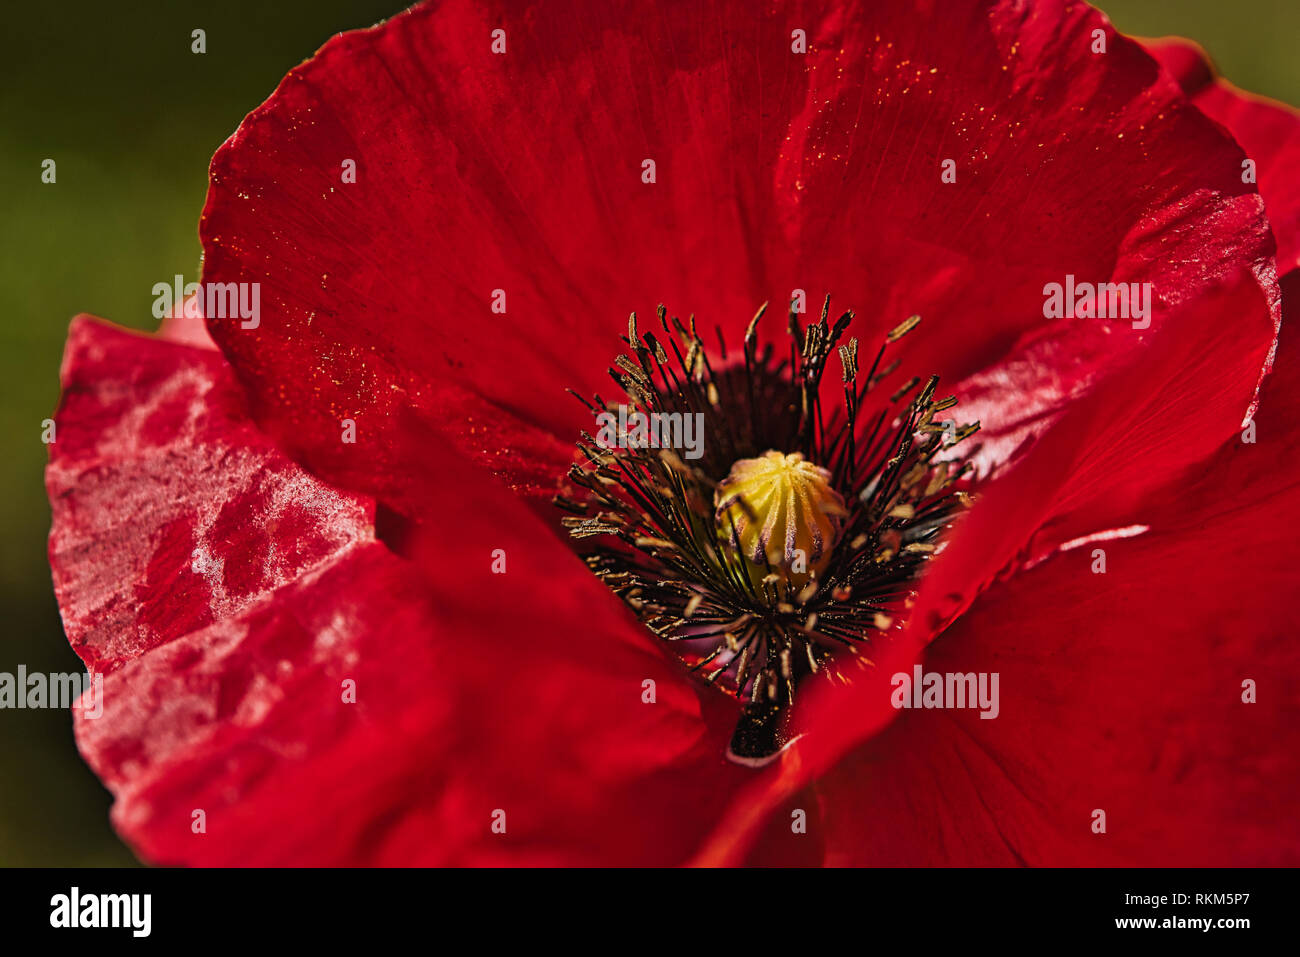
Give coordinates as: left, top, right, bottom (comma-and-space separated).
715, 451, 846, 589
557, 296, 977, 765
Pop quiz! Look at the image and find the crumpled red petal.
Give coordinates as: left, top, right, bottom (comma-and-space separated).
50, 319, 767, 865
80, 536, 757, 866
47, 317, 373, 675
199, 0, 1279, 532
1144, 36, 1300, 275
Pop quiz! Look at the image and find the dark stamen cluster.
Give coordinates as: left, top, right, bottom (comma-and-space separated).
555, 296, 978, 763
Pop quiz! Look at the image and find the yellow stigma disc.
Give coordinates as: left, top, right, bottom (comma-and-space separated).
714, 451, 846, 588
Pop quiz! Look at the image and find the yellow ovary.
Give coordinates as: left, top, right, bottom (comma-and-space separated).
715, 451, 846, 588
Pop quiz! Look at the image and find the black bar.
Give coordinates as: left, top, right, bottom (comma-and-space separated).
0, 867, 1284, 942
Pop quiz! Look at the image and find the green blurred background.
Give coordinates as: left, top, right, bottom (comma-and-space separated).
0, 0, 1296, 866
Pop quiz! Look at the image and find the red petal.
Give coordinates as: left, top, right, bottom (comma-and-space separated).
199, 0, 1278, 522
923, 268, 1276, 629
1145, 37, 1300, 273
199, 0, 806, 517
1132, 269, 1300, 524
50, 318, 754, 865
79, 477, 755, 866
47, 317, 373, 674
809, 499, 1300, 866
693, 267, 1277, 864
811, 357, 1300, 865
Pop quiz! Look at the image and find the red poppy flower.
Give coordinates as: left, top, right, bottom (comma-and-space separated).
46, 0, 1300, 866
